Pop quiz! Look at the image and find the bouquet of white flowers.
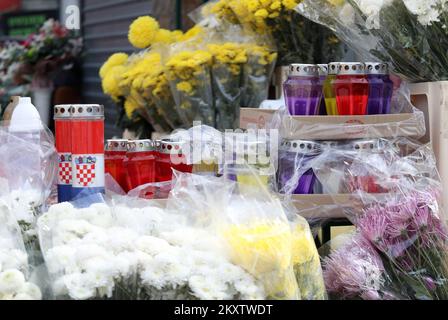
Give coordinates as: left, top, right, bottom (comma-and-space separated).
38, 200, 265, 300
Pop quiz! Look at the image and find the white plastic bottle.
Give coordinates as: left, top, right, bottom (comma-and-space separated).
3, 96, 43, 143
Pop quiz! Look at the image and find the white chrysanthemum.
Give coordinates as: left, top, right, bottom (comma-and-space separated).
45, 245, 78, 274
106, 227, 139, 253
141, 249, 191, 289
403, 0, 445, 25
233, 277, 266, 300
114, 206, 164, 235
78, 205, 114, 228
135, 236, 171, 256
55, 219, 100, 240
0, 249, 28, 272
62, 273, 97, 300
189, 274, 232, 300
16, 282, 42, 300
0, 269, 26, 295
75, 244, 111, 263
160, 227, 226, 253
81, 229, 108, 247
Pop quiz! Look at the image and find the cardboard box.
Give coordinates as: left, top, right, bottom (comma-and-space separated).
410, 81, 448, 207
240, 108, 425, 140
281, 194, 367, 220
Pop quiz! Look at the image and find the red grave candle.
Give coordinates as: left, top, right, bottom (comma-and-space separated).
105, 139, 128, 192
123, 140, 156, 191
70, 104, 105, 199
334, 62, 369, 115
156, 139, 193, 182
54, 105, 72, 202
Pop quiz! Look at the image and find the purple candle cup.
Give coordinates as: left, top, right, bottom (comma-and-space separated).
284, 64, 323, 116
278, 140, 322, 194
366, 62, 393, 115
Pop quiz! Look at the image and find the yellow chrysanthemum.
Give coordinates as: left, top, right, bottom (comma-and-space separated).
176, 81, 193, 94
171, 30, 184, 42
255, 8, 269, 18
99, 53, 128, 79
128, 16, 160, 49
291, 221, 318, 265
153, 28, 174, 44
166, 50, 212, 83
223, 220, 299, 299
282, 0, 299, 10
124, 97, 139, 119
102, 65, 126, 101
180, 25, 204, 42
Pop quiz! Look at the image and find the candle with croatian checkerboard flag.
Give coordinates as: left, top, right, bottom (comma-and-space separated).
54, 105, 73, 202
70, 104, 105, 199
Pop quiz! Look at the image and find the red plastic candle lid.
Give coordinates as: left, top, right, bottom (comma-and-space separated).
156, 139, 188, 155
54, 105, 72, 119
106, 139, 128, 152
127, 140, 155, 153
69, 104, 104, 119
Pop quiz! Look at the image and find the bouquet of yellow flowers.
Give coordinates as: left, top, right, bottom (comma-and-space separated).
165, 47, 215, 127
141, 48, 183, 129
205, 0, 344, 66
242, 43, 277, 107
208, 42, 247, 130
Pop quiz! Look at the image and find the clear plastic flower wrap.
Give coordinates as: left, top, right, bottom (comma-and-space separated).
0, 198, 42, 300
296, 0, 448, 81
208, 40, 246, 130
269, 82, 426, 141
167, 169, 326, 300
242, 42, 277, 108
165, 41, 215, 127
0, 123, 57, 266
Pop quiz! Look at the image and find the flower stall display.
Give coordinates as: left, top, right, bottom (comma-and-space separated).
297, 0, 448, 81
0, 199, 42, 300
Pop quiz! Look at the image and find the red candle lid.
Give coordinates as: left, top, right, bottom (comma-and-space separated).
337, 62, 366, 75
69, 104, 104, 119
127, 139, 155, 153
54, 105, 72, 119
106, 139, 128, 152
156, 139, 188, 155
